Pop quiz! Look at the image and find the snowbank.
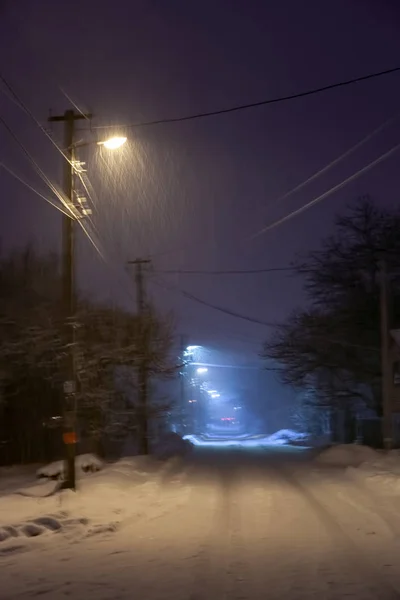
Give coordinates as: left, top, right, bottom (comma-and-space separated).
346, 449, 400, 494
266, 429, 308, 446
37, 453, 104, 479
315, 444, 379, 467
153, 433, 193, 459
312, 444, 400, 495
0, 453, 188, 558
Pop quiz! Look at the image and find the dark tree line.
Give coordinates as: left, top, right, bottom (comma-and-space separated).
262, 199, 400, 441
0, 245, 177, 464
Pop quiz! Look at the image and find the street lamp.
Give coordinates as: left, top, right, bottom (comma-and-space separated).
196, 367, 208, 374
48, 109, 127, 491
72, 135, 127, 151
99, 136, 127, 150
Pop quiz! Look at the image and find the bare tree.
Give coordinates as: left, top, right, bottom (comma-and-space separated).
262, 198, 400, 422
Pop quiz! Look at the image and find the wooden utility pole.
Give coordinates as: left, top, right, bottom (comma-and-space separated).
380, 258, 393, 450
48, 109, 91, 490
128, 259, 151, 454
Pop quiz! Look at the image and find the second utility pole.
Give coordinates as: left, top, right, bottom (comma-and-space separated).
128, 259, 151, 454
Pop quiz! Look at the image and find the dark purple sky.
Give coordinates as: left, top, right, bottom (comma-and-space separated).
1, 0, 400, 364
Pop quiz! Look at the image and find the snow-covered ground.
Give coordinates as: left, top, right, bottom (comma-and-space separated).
3, 445, 400, 598
315, 443, 400, 496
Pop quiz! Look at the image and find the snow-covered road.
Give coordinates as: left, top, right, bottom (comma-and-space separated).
3, 446, 400, 599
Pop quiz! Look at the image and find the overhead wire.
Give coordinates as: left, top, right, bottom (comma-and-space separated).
88, 65, 400, 130
0, 110, 123, 291
59, 87, 91, 121
250, 140, 400, 239
259, 110, 400, 217
153, 265, 296, 275
152, 275, 379, 352
0, 74, 126, 280
152, 276, 281, 327
0, 161, 71, 217
0, 72, 74, 167
0, 94, 126, 301
0, 109, 110, 265
0, 73, 394, 348
0, 113, 74, 217
0, 73, 100, 230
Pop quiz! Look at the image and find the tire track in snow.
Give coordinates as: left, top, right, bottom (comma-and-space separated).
345, 466, 400, 539
280, 465, 400, 599
189, 456, 276, 600
223, 462, 327, 600
188, 461, 234, 600
221, 468, 275, 600
187, 450, 256, 600
298, 468, 400, 592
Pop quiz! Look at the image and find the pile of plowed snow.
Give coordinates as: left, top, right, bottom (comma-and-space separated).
315, 444, 379, 467
0, 454, 189, 555
348, 449, 400, 494
266, 429, 308, 445
315, 445, 400, 495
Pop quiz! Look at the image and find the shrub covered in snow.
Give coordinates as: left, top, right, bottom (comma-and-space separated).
37, 453, 104, 480
152, 432, 193, 460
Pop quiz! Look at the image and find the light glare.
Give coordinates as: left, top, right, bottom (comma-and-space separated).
101, 136, 127, 150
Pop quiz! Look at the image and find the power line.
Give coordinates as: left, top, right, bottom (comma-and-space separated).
153, 265, 295, 275
259, 111, 400, 218
152, 277, 277, 327
0, 113, 74, 217
0, 75, 117, 265
59, 87, 91, 121
0, 111, 114, 275
0, 72, 73, 167
0, 161, 71, 217
188, 325, 265, 346
0, 72, 99, 220
250, 140, 400, 239
153, 276, 379, 352
0, 74, 139, 307
89, 65, 400, 130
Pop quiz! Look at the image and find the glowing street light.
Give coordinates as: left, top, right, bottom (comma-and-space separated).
98, 136, 127, 150
196, 367, 208, 374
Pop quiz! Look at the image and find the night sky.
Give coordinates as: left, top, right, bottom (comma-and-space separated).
1, 0, 400, 370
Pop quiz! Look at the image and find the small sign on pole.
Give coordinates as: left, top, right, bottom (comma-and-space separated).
63, 432, 77, 445
63, 380, 76, 395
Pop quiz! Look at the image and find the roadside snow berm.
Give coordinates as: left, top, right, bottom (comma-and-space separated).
266, 429, 308, 445
315, 444, 379, 467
